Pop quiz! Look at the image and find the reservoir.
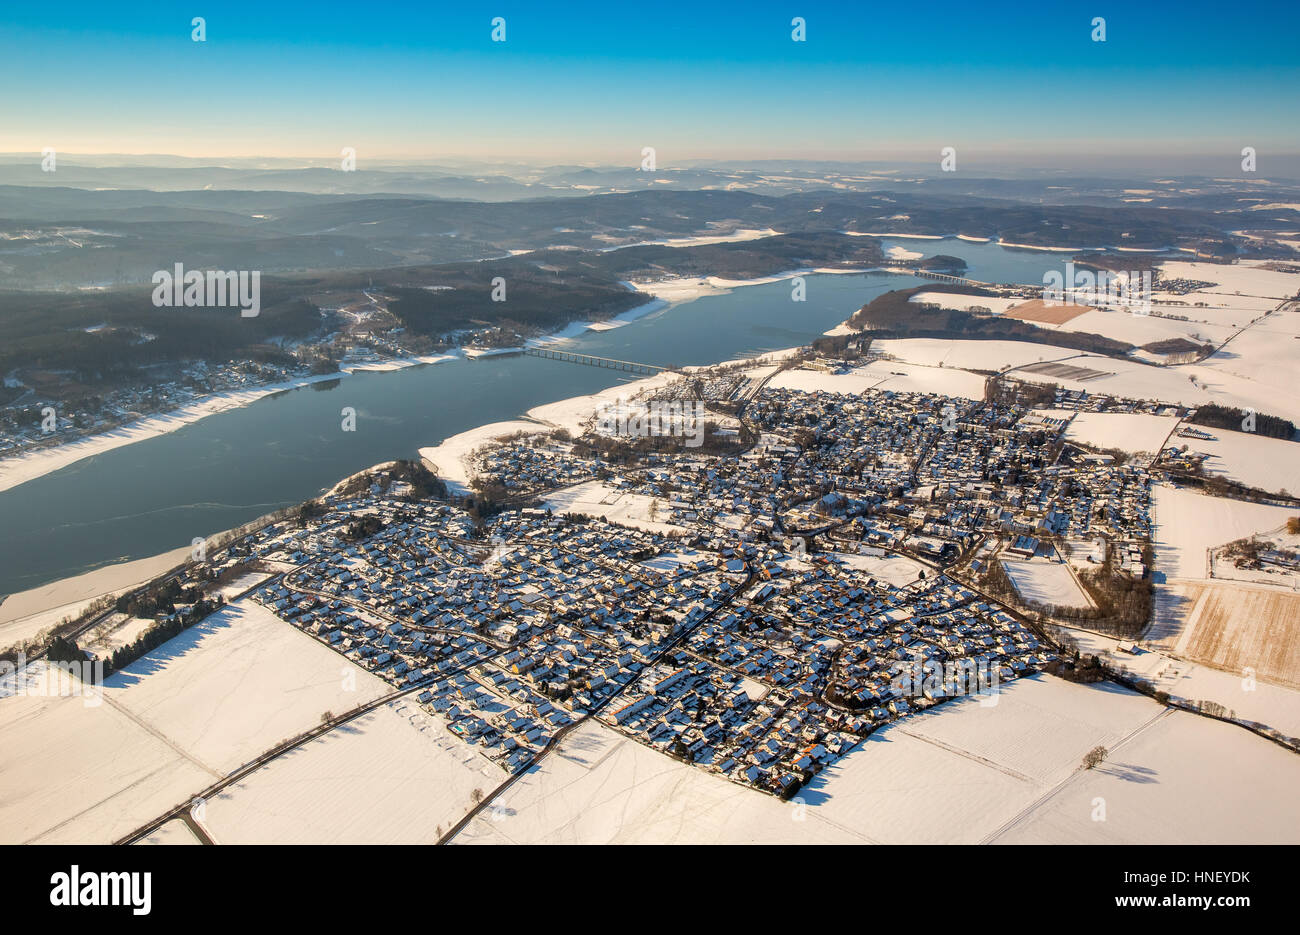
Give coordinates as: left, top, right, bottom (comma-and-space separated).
0, 239, 1073, 594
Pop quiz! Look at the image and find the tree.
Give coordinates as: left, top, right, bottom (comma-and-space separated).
47, 636, 84, 665
1082, 745, 1108, 769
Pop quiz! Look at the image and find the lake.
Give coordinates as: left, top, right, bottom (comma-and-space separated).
0, 239, 1067, 594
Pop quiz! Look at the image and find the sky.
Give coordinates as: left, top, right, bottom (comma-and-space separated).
2, 0, 1298, 169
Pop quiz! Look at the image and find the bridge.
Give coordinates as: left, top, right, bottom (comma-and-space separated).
522, 347, 667, 375
910, 269, 991, 287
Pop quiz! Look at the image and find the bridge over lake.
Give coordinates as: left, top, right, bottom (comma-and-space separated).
522, 347, 668, 375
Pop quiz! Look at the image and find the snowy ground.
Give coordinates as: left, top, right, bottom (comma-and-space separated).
768, 359, 987, 401
1001, 557, 1094, 609
908, 292, 1026, 314
873, 338, 1087, 372
203, 697, 503, 844
543, 480, 684, 534
101, 599, 391, 776
1151, 484, 1296, 581
452, 675, 1298, 844
0, 678, 214, 844
0, 598, 392, 844
833, 550, 928, 587
994, 709, 1300, 844
1174, 430, 1300, 496
1050, 410, 1181, 457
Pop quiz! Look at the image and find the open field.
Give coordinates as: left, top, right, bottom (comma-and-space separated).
835, 550, 927, 587
543, 480, 683, 534
1151, 484, 1296, 581
1050, 410, 1181, 455
1176, 429, 1300, 496
1052, 617, 1300, 739
0, 666, 215, 845
994, 709, 1300, 844
203, 697, 502, 844
874, 337, 1087, 372
1005, 298, 1094, 325
1001, 558, 1095, 609
1016, 359, 1114, 382
1173, 580, 1300, 690
103, 599, 391, 775
768, 359, 987, 401
0, 598, 392, 844
452, 676, 1299, 844
907, 292, 1025, 315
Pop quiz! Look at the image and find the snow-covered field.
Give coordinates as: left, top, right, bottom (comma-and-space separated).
0, 597, 392, 844
908, 292, 1025, 314
1041, 409, 1181, 456
0, 679, 214, 844
453, 676, 1297, 844
102, 599, 391, 775
452, 718, 857, 844
1001, 558, 1094, 609
994, 709, 1300, 844
1060, 307, 1236, 348
1010, 351, 1300, 427
204, 697, 503, 844
1176, 428, 1300, 495
543, 480, 683, 534
834, 550, 928, 587
1151, 484, 1296, 581
874, 338, 1086, 372
768, 359, 987, 400
1051, 621, 1300, 738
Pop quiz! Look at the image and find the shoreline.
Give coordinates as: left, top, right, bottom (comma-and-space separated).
4, 340, 794, 624
0, 269, 870, 497
0, 294, 685, 496
0, 353, 455, 497
0, 255, 980, 618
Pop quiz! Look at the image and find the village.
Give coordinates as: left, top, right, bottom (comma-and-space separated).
193, 359, 1172, 800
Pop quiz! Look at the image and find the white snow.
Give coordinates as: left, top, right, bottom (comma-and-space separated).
1001, 557, 1094, 609
1152, 484, 1296, 581
204, 697, 503, 844
450, 676, 1300, 844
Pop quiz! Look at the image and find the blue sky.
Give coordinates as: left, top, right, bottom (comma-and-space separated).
2, 0, 1297, 165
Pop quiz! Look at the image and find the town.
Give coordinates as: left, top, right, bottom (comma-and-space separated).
174, 357, 1170, 800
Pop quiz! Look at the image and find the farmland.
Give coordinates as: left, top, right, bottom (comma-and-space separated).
1173, 581, 1300, 690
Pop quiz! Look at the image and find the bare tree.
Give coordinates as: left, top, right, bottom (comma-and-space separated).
1082, 745, 1108, 770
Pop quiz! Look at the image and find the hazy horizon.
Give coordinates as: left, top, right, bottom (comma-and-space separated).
3, 0, 1298, 172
